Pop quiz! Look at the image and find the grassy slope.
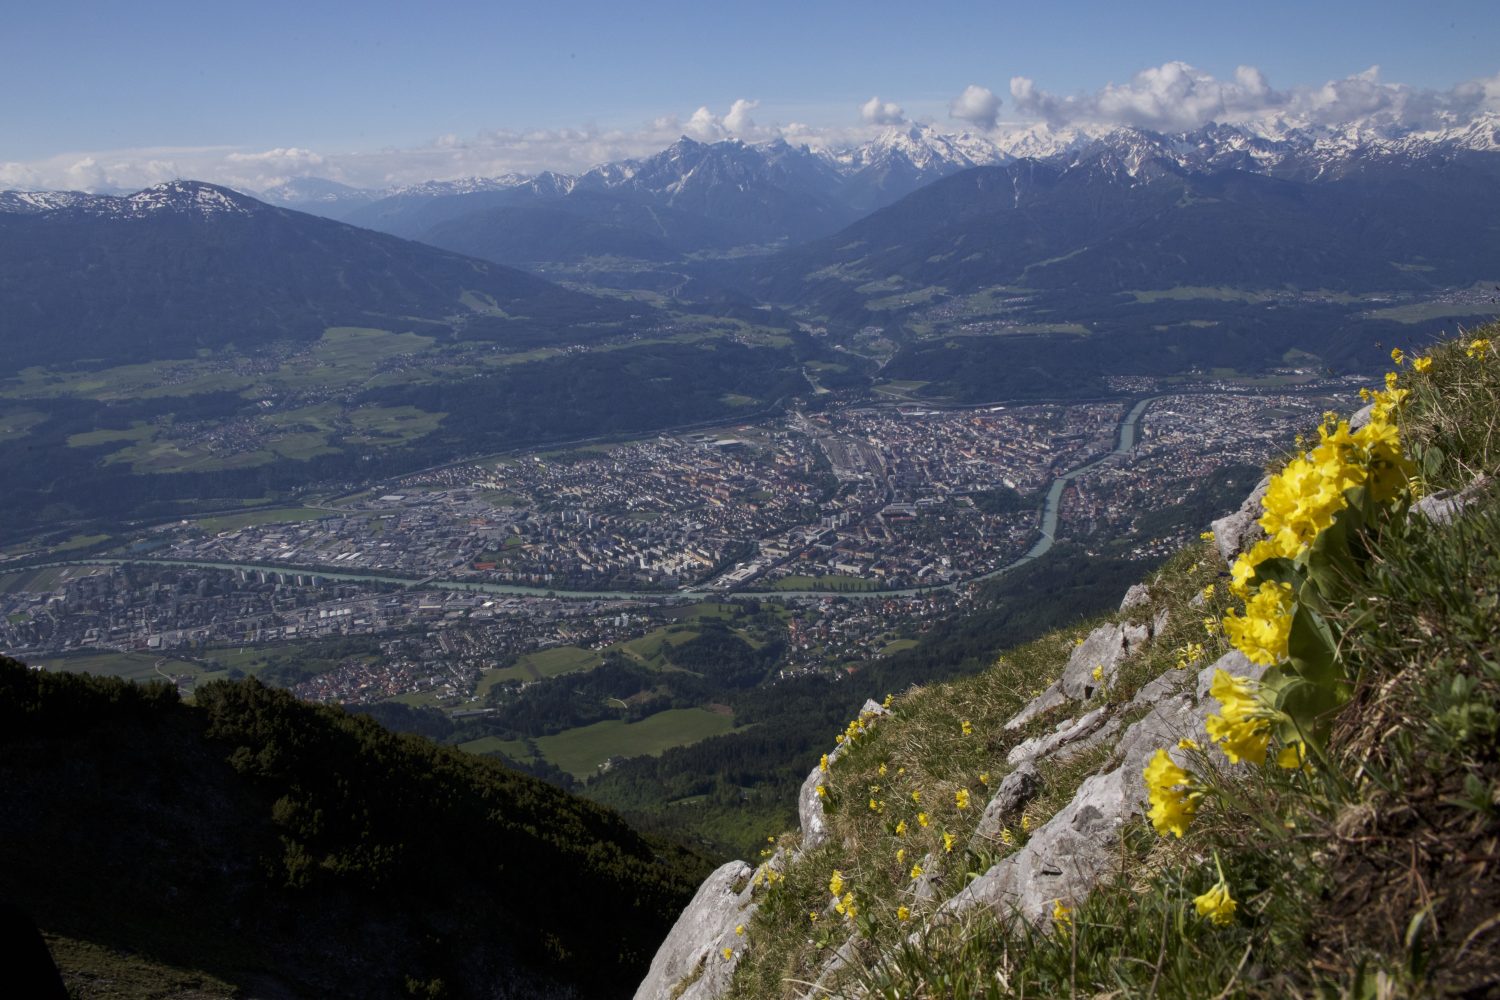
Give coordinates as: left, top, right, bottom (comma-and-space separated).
721, 327, 1500, 999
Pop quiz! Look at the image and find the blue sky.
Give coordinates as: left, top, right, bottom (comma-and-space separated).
4, 0, 1497, 189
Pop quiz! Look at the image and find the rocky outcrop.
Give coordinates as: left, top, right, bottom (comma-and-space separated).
1005, 620, 1151, 731
944, 651, 1261, 925
1210, 475, 1271, 565
972, 762, 1040, 844
797, 699, 888, 855
1413, 474, 1492, 525
634, 861, 757, 1000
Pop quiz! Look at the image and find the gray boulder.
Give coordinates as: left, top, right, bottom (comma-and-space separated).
972, 762, 1040, 844
1210, 475, 1271, 565
634, 860, 757, 1000
1412, 475, 1492, 526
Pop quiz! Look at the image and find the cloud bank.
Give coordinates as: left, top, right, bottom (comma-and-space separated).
1009, 61, 1500, 132
4, 65, 1498, 195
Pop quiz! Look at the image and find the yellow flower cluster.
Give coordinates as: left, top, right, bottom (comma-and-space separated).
1227, 390, 1411, 627
1143, 748, 1201, 838
955, 789, 971, 810
1051, 898, 1072, 928
1221, 580, 1295, 666
1193, 876, 1237, 926
1203, 668, 1274, 765
1468, 337, 1492, 358
1175, 641, 1206, 669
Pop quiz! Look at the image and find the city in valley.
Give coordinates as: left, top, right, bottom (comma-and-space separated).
2, 383, 1352, 769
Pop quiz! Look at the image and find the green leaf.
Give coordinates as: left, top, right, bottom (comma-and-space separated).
1286, 602, 1340, 686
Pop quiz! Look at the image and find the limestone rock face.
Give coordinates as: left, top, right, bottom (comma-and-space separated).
798, 699, 888, 854
1005, 621, 1150, 732
634, 860, 756, 1000
1211, 475, 1271, 565
1119, 583, 1152, 613
973, 761, 1040, 844
1058, 623, 1149, 701
1005, 707, 1111, 768
946, 650, 1263, 925
1413, 474, 1492, 526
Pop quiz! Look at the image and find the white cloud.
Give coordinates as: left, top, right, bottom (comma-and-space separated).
1006, 61, 1500, 133
724, 98, 760, 134
948, 84, 1002, 130
860, 96, 906, 125
5, 68, 1499, 196
1011, 60, 1285, 130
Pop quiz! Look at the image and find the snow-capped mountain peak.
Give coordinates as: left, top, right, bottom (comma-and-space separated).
120, 180, 263, 218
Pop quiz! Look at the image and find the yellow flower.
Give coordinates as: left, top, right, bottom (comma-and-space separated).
819, 753, 829, 773
1051, 898, 1072, 928
767, 835, 776, 843
1194, 876, 1237, 926
1202, 583, 1215, 600
1276, 739, 1314, 772
1390, 347, 1405, 366
955, 789, 971, 810
1091, 664, 1104, 682
895, 820, 907, 837
1222, 580, 1294, 666
1143, 748, 1200, 838
961, 719, 973, 736
839, 892, 857, 920
943, 831, 956, 853
917, 812, 929, 828
835, 734, 845, 745
911, 789, 921, 804
1178, 738, 1200, 751
1204, 669, 1274, 765
828, 870, 844, 897
1412, 355, 1432, 373
883, 692, 894, 709
878, 761, 888, 777
869, 798, 883, 812
1073, 636, 1085, 647
1359, 386, 1373, 401
1385, 371, 1399, 391
897, 905, 911, 921
1000, 828, 1014, 846
909, 864, 923, 880
735, 924, 745, 936
1467, 337, 1492, 358
1200, 529, 1215, 542
896, 847, 905, 864
1020, 814, 1031, 832
722, 947, 734, 960
979, 772, 991, 786
808, 911, 818, 923
816, 784, 827, 799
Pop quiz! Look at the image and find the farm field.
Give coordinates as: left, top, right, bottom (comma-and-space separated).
534, 707, 738, 778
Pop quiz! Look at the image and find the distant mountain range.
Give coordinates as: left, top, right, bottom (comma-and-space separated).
212, 115, 1500, 278
750, 135, 1500, 319
0, 180, 635, 372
